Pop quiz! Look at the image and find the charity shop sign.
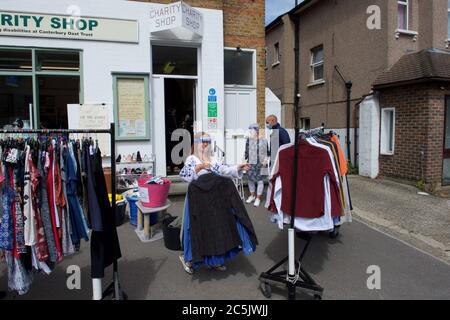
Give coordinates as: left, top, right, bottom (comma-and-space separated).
0, 10, 139, 43
149, 1, 203, 36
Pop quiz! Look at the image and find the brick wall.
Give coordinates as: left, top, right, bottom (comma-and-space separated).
378, 83, 446, 187
133, 0, 266, 124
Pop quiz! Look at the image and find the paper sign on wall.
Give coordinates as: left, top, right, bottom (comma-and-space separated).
67, 103, 111, 156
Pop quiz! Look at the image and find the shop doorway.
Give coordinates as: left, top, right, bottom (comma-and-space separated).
164, 78, 196, 176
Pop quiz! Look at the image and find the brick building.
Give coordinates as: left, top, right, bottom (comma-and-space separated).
373, 49, 450, 189
265, 0, 450, 166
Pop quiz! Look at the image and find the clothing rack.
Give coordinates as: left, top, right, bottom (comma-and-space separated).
1, 123, 126, 300
259, 126, 325, 300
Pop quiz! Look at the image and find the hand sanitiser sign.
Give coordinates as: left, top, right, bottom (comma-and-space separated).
0, 11, 138, 43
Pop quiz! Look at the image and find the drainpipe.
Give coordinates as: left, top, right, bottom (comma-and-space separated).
335, 65, 353, 164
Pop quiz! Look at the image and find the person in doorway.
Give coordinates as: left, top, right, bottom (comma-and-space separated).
244, 124, 269, 207
178, 132, 250, 274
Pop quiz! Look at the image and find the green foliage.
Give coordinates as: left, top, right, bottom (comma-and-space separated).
416, 180, 425, 191
347, 161, 359, 175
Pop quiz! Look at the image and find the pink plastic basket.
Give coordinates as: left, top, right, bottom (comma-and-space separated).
138, 176, 171, 208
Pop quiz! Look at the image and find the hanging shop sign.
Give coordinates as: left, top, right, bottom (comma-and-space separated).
0, 11, 139, 43
149, 1, 203, 37
208, 88, 218, 130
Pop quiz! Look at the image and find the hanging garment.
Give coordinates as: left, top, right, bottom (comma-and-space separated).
182, 196, 255, 268
46, 146, 63, 261
13, 166, 27, 256
60, 144, 75, 256
269, 174, 334, 232
5, 250, 33, 295
274, 140, 342, 219
186, 173, 258, 264
65, 144, 89, 247
0, 168, 14, 251
330, 134, 348, 176
38, 150, 58, 263
85, 145, 121, 278
23, 145, 37, 246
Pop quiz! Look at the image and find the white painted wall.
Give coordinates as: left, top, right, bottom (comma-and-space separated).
358, 94, 380, 179
0, 0, 224, 176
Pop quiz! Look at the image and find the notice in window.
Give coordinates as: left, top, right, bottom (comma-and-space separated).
117, 78, 148, 139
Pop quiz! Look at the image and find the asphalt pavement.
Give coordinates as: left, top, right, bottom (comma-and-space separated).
2, 192, 450, 300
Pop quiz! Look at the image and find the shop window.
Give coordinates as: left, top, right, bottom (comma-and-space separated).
0, 75, 33, 129
397, 0, 409, 30
311, 45, 324, 83
152, 45, 197, 76
380, 108, 395, 155
36, 50, 80, 71
224, 48, 254, 86
38, 76, 79, 129
0, 49, 32, 71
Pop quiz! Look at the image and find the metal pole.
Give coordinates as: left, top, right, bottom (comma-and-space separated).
288, 12, 301, 301
346, 81, 353, 164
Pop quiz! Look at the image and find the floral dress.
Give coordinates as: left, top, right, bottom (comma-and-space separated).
179, 155, 242, 183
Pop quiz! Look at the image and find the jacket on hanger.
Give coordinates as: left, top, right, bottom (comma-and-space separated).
187, 173, 258, 263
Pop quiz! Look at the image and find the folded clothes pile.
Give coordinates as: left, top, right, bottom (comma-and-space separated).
145, 176, 167, 185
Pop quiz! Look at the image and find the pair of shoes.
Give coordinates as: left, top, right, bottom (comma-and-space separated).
246, 195, 256, 204
208, 265, 227, 272
254, 198, 261, 207
179, 254, 194, 275
125, 154, 132, 162
136, 151, 142, 163
116, 154, 121, 163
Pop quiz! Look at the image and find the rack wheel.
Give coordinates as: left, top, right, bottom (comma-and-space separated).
329, 227, 340, 239
260, 282, 272, 298
313, 294, 322, 300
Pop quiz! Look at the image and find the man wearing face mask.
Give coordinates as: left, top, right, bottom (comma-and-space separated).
265, 115, 291, 164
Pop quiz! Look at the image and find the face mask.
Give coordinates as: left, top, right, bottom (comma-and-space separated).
266, 124, 272, 130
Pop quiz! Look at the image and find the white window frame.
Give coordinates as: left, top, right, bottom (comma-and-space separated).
224, 47, 256, 89
272, 42, 280, 67
380, 108, 396, 155
397, 0, 409, 31
448, 3, 450, 40
310, 45, 324, 84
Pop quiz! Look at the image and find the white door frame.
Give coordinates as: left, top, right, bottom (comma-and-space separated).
150, 40, 202, 177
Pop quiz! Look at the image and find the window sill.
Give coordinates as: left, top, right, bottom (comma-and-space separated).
380, 152, 394, 156
307, 80, 325, 88
272, 61, 280, 68
395, 29, 418, 41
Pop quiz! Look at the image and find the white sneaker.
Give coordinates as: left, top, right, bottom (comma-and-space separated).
254, 198, 261, 207
179, 254, 194, 275
246, 195, 256, 204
